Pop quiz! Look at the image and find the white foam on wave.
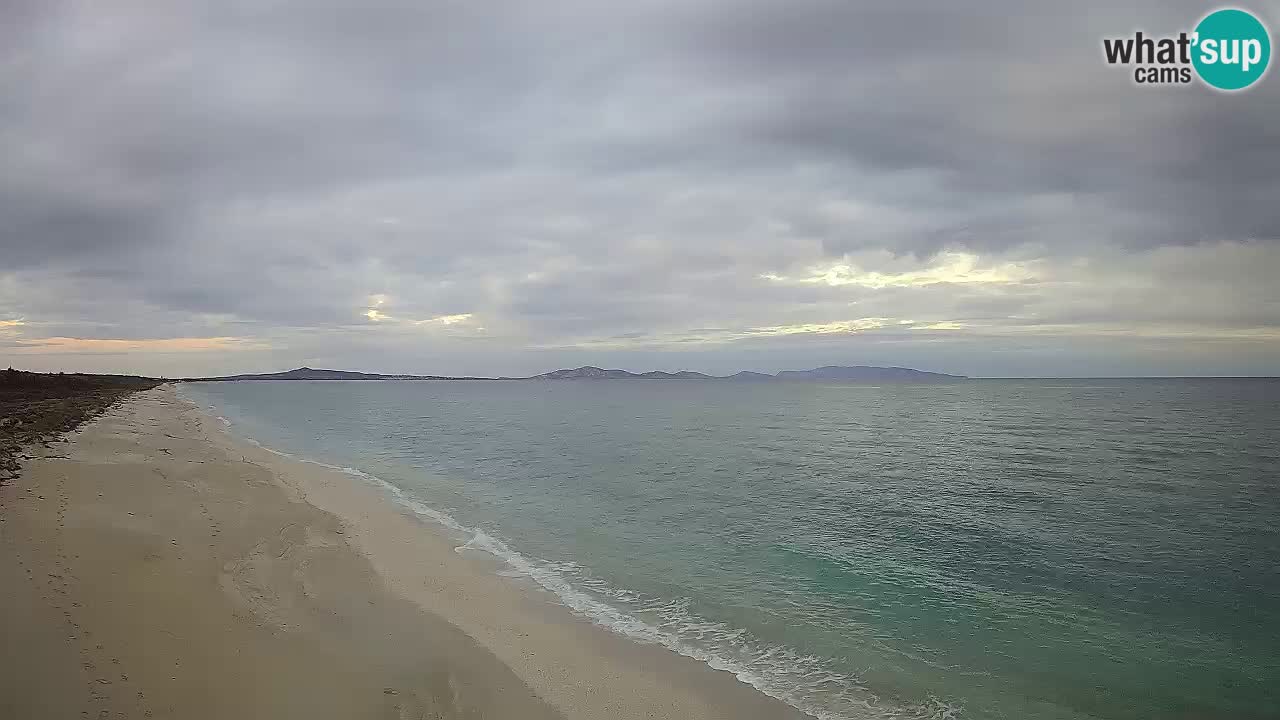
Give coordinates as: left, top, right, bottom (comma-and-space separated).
279, 455, 962, 720
440, 522, 963, 720
178, 386, 961, 720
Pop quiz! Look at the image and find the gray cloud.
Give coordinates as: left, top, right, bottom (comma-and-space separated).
1, 0, 1278, 377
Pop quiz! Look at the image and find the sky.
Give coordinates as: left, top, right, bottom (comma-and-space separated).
2, 0, 1278, 378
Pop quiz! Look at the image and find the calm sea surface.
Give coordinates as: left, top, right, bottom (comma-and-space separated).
181, 379, 1280, 720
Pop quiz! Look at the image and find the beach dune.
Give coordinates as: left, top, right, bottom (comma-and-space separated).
0, 386, 802, 719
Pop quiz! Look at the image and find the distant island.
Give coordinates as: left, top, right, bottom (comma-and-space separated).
193, 367, 492, 382
186, 365, 966, 383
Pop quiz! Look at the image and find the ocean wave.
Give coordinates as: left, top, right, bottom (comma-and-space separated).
378, 482, 889, 720
178, 386, 958, 720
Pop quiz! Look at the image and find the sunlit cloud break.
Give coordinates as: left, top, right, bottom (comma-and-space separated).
361, 298, 476, 329
563, 317, 974, 349
417, 314, 474, 326
745, 319, 890, 337
763, 252, 1037, 289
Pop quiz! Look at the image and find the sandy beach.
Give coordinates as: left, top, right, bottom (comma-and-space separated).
0, 385, 805, 719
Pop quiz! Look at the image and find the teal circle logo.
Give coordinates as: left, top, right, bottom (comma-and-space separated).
1192, 8, 1271, 90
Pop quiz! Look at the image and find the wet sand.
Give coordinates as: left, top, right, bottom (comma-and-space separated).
0, 385, 805, 719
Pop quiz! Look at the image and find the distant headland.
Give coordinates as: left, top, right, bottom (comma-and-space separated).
185, 365, 966, 383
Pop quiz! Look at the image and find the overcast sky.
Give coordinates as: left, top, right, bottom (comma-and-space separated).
2, 0, 1278, 377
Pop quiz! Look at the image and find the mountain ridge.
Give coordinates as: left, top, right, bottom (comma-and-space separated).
187, 365, 966, 382
189, 366, 490, 381
530, 365, 962, 381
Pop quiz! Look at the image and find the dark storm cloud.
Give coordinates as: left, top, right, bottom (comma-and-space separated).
1, 0, 1278, 376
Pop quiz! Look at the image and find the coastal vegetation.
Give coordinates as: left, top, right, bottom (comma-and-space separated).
0, 368, 160, 482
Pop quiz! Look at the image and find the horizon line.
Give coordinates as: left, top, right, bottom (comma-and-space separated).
5, 364, 1278, 381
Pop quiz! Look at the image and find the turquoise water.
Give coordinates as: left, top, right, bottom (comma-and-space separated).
181, 379, 1280, 720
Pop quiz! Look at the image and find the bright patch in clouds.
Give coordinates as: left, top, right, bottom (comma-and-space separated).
745, 318, 890, 337
765, 252, 1036, 289
912, 321, 968, 331
566, 317, 899, 348
360, 295, 472, 328
419, 313, 474, 326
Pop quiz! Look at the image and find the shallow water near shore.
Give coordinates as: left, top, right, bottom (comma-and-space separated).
181, 379, 1280, 720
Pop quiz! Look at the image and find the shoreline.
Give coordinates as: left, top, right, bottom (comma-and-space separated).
2, 385, 807, 719
193, 386, 814, 720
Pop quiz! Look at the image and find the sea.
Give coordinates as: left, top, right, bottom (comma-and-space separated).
179, 378, 1280, 720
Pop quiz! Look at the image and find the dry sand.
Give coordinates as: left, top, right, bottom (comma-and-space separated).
1, 385, 806, 720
